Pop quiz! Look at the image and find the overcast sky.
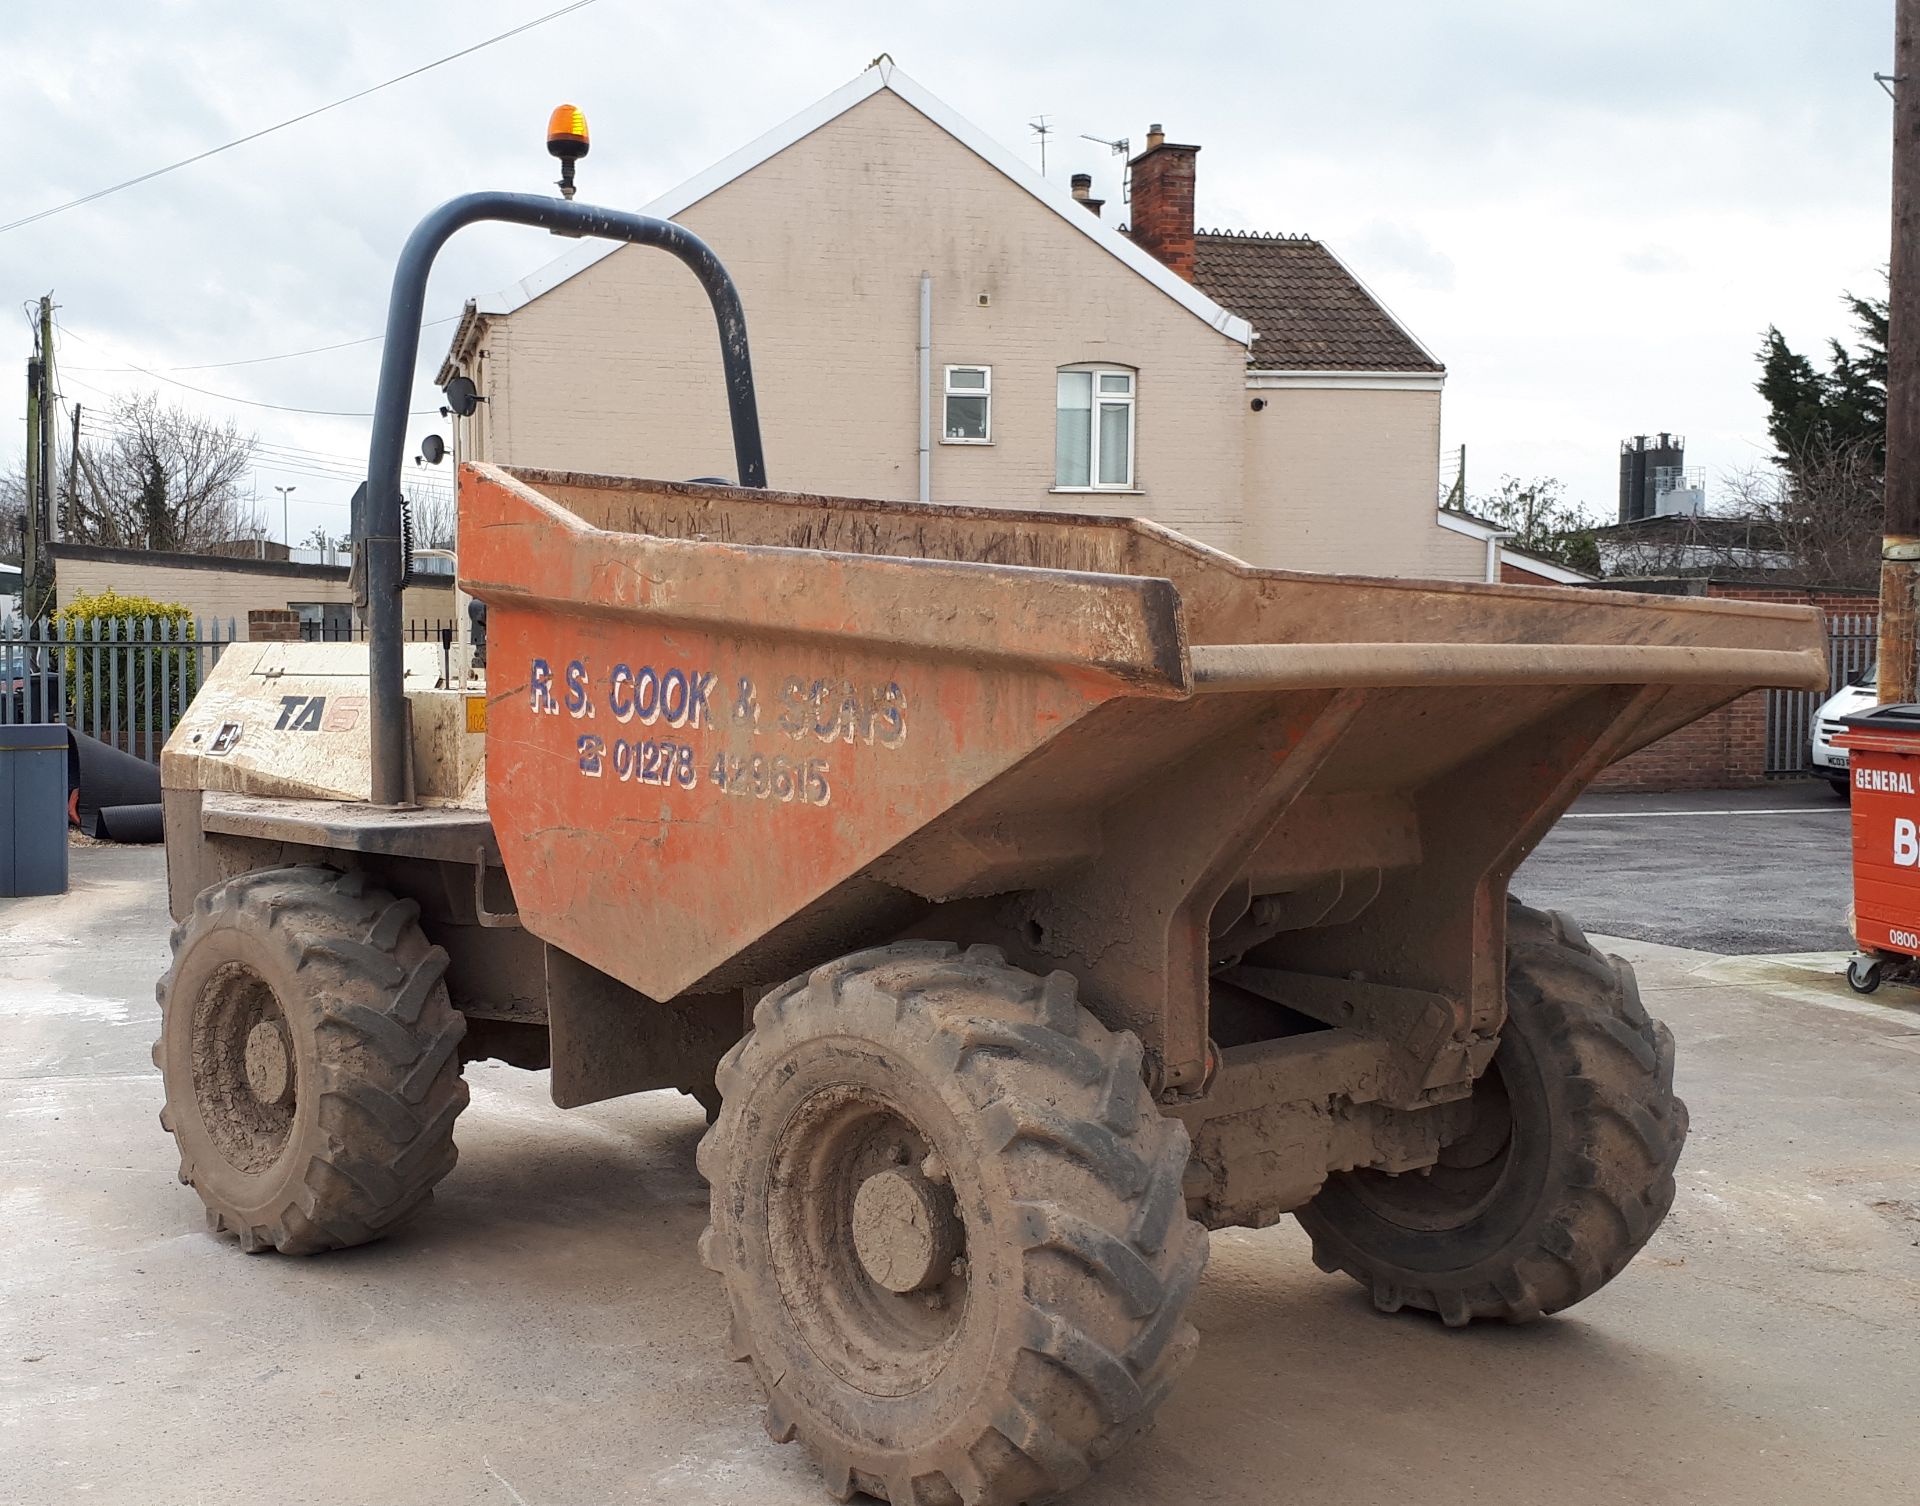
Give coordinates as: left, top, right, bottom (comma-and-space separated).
0, 0, 1897, 548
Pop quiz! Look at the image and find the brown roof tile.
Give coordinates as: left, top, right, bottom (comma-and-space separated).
1189, 231, 1442, 372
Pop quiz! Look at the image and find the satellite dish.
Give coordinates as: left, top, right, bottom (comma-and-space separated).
443, 375, 481, 417
420, 434, 447, 465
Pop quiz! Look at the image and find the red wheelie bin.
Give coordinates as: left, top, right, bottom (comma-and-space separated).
1834, 703, 1920, 992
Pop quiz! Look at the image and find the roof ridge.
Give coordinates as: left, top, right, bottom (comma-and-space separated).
1188, 229, 1444, 373
454, 66, 1252, 350
1195, 228, 1318, 242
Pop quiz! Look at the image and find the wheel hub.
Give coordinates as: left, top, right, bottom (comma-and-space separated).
851, 1165, 961, 1294
243, 1020, 293, 1106
765, 1086, 973, 1395
191, 962, 297, 1175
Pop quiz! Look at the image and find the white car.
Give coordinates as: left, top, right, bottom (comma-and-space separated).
1809, 664, 1877, 796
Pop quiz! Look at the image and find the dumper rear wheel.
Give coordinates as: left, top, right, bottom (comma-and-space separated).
154, 866, 468, 1255
1296, 901, 1686, 1325
697, 942, 1206, 1506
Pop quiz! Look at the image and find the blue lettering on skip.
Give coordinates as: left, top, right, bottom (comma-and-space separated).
529, 658, 558, 715
565, 659, 592, 718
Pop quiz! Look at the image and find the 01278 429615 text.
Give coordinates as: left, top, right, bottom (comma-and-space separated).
525, 655, 909, 809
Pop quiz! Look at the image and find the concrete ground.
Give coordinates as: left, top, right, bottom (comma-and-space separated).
6, 841, 1920, 1506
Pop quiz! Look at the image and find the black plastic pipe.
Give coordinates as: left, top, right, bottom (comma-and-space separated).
362, 192, 767, 805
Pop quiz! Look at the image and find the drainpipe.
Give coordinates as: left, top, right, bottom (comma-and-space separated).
918, 272, 932, 503
1485, 529, 1514, 583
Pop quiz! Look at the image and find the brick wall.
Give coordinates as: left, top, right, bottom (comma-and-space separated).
1589, 688, 1771, 792
1702, 584, 1876, 612
1588, 579, 1865, 792
1126, 135, 1199, 282
1500, 559, 1576, 586
246, 609, 302, 643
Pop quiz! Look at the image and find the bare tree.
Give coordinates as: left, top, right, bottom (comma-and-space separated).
0, 461, 23, 562
71, 393, 260, 552
1603, 441, 1881, 588
1722, 440, 1881, 588
405, 484, 457, 552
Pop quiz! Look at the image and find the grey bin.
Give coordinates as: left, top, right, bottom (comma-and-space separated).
0, 723, 70, 897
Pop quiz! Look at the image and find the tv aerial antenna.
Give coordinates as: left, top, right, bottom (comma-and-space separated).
1080, 132, 1131, 200
1030, 115, 1055, 175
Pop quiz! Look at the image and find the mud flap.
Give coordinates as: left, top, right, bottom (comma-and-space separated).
546, 945, 741, 1108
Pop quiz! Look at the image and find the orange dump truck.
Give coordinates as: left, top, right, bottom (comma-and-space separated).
151, 170, 1828, 1506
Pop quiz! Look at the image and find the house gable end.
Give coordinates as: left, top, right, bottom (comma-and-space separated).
457, 65, 1250, 353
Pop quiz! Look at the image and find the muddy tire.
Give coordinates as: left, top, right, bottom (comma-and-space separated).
697, 942, 1206, 1506
1295, 901, 1686, 1325
154, 866, 468, 1255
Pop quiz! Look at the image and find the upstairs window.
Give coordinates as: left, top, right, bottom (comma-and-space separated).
1055, 367, 1135, 489
943, 365, 991, 443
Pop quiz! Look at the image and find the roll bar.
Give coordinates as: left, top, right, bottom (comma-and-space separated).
360, 192, 767, 805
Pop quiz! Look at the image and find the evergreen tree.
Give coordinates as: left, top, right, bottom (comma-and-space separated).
1756, 289, 1888, 468
138, 453, 172, 552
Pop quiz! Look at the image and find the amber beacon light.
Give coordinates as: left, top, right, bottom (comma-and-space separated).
547, 104, 590, 198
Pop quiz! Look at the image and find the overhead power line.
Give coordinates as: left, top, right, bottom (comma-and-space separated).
0, 0, 599, 236
61, 315, 460, 374
169, 316, 460, 371
58, 321, 440, 416
79, 417, 452, 487
78, 412, 453, 478
80, 416, 450, 471
172, 334, 388, 370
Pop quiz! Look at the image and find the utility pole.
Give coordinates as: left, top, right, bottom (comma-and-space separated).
1883, 0, 1920, 703
23, 352, 40, 613
39, 295, 55, 548
19, 294, 58, 619
64, 402, 80, 539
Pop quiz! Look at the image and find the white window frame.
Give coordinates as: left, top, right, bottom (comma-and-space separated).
1053, 365, 1138, 492
942, 364, 992, 444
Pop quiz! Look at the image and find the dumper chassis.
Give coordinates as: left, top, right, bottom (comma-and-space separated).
152, 182, 1826, 1506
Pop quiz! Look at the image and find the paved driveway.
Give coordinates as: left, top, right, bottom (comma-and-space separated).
1518, 780, 1854, 954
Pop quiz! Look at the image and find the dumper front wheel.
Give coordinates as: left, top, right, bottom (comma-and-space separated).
154, 866, 468, 1255
697, 942, 1207, 1506
1296, 902, 1686, 1325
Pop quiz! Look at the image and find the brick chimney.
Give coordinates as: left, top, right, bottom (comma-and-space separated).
1126, 124, 1199, 281
1069, 172, 1105, 219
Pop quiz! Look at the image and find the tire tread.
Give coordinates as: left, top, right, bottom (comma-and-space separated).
154, 865, 466, 1256
1298, 898, 1686, 1324
698, 941, 1203, 1506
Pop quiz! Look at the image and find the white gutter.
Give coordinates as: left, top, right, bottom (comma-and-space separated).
1434, 507, 1512, 583
1435, 508, 1595, 584
1247, 369, 1445, 392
